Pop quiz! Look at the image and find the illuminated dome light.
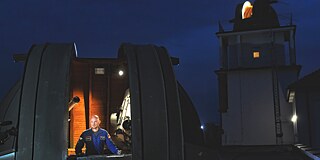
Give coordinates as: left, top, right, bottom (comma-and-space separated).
242, 1, 253, 19
118, 70, 124, 76
200, 125, 204, 130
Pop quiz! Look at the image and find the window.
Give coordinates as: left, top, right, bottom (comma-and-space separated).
253, 51, 260, 59
242, 1, 253, 19
95, 68, 105, 75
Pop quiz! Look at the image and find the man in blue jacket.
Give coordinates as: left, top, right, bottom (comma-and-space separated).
75, 115, 120, 155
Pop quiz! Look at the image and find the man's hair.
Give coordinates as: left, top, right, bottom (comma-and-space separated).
92, 115, 100, 120
91, 115, 101, 123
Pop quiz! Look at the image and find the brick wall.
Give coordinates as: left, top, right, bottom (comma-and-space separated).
70, 61, 88, 148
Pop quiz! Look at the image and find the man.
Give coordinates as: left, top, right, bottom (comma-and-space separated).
75, 115, 120, 155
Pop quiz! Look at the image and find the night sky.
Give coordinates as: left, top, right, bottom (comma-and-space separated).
0, 0, 319, 124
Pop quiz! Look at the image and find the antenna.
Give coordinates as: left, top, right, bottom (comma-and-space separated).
218, 21, 224, 32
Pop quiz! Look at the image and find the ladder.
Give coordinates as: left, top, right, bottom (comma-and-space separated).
272, 69, 283, 144
270, 30, 283, 144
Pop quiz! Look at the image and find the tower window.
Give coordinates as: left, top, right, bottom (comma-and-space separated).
253, 51, 260, 59
242, 1, 253, 19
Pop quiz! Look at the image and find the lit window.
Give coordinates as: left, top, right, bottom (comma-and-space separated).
242, 1, 253, 19
95, 68, 105, 75
288, 91, 295, 103
253, 51, 260, 59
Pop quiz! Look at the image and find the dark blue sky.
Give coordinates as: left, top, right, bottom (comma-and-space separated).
0, 0, 319, 124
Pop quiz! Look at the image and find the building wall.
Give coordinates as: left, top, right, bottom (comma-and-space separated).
295, 89, 320, 148
228, 43, 285, 68
277, 69, 297, 144
308, 91, 320, 148
226, 32, 286, 69
90, 67, 108, 130
295, 91, 310, 146
70, 62, 88, 148
292, 100, 299, 143
223, 69, 276, 145
222, 68, 296, 145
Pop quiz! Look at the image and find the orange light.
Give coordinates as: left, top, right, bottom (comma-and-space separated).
253, 51, 260, 59
242, 1, 253, 19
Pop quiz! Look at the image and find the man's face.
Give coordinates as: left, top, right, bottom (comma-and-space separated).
90, 117, 100, 130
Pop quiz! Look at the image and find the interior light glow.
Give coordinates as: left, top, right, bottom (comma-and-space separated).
253, 51, 260, 59
242, 1, 253, 19
200, 125, 204, 130
291, 115, 298, 123
95, 68, 105, 75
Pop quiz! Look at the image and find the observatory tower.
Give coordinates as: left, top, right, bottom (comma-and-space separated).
216, 0, 300, 145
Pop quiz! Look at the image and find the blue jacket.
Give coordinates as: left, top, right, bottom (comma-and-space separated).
75, 128, 119, 155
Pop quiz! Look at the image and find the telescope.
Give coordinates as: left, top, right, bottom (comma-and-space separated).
68, 96, 80, 111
